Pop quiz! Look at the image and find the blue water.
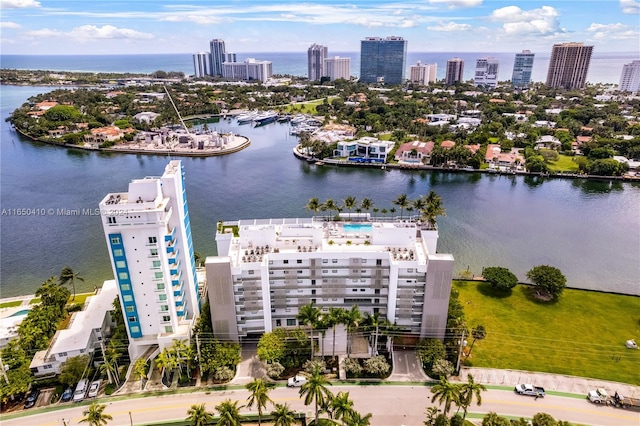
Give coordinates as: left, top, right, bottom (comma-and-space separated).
9, 309, 30, 317
343, 224, 373, 233
1, 51, 637, 84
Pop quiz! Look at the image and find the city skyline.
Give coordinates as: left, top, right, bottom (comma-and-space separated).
1, 1, 638, 55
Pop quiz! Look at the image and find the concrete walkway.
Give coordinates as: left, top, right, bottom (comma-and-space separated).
387, 349, 431, 382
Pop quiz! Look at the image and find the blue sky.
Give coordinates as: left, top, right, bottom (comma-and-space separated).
1, 0, 638, 55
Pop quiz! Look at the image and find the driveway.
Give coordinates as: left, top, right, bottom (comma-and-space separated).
388, 350, 431, 382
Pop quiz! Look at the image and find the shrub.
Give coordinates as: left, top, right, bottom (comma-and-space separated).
266, 362, 285, 379
482, 266, 518, 291
363, 355, 390, 377
214, 366, 235, 382
342, 357, 363, 376
431, 358, 455, 378
303, 358, 326, 374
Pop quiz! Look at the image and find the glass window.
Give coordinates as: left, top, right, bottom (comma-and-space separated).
286, 319, 296, 326
162, 315, 170, 322
248, 270, 254, 275
113, 249, 123, 257
161, 305, 169, 311
283, 260, 289, 264
118, 271, 129, 280
115, 260, 126, 269
123, 295, 133, 302
130, 326, 140, 333
297, 259, 302, 264
121, 283, 131, 291
128, 316, 137, 322
150, 248, 158, 256
110, 236, 121, 244
155, 272, 163, 279
152, 260, 161, 268
165, 326, 173, 333
159, 294, 167, 301
322, 259, 328, 263
157, 283, 165, 290
125, 306, 135, 312
148, 236, 157, 244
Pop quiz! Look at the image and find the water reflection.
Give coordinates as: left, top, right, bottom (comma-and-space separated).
572, 178, 624, 194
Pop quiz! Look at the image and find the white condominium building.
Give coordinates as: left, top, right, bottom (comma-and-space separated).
619, 60, 640, 93
474, 57, 499, 88
193, 52, 211, 78
99, 161, 200, 359
206, 217, 454, 342
324, 56, 351, 81
308, 44, 328, 81
410, 60, 437, 86
222, 58, 273, 83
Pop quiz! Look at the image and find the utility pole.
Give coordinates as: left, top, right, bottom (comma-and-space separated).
455, 328, 467, 374
0, 355, 9, 384
195, 334, 203, 375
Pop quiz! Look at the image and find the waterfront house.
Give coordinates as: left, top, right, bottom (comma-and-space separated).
395, 140, 435, 163
535, 135, 562, 150
334, 137, 394, 161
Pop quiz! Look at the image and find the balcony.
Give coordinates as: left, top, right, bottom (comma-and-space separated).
171, 270, 182, 286
170, 260, 181, 275
167, 249, 179, 264
165, 227, 176, 242
166, 240, 175, 254
173, 280, 183, 297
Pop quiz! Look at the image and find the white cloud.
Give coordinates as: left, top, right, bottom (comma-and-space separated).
161, 14, 222, 24
587, 22, 638, 40
0, 0, 40, 8
490, 5, 562, 35
429, 0, 482, 8
620, 0, 640, 14
25, 25, 153, 40
427, 21, 472, 31
0, 21, 21, 28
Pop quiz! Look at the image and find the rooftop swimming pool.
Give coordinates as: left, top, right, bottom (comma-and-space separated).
9, 309, 30, 317
342, 223, 373, 233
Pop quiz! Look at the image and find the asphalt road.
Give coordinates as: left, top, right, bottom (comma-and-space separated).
3, 387, 639, 426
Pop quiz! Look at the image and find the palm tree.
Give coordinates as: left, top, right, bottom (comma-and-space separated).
329, 391, 354, 425
133, 358, 148, 384
424, 406, 440, 426
186, 403, 215, 426
79, 402, 113, 426
299, 368, 333, 425
327, 307, 345, 358
59, 266, 84, 300
245, 378, 274, 426
430, 377, 461, 414
360, 198, 373, 218
380, 208, 388, 219
343, 305, 362, 357
343, 196, 357, 219
215, 399, 244, 426
344, 410, 373, 426
297, 301, 322, 358
393, 193, 410, 219
324, 199, 337, 219
99, 358, 119, 387
468, 325, 487, 358
362, 312, 383, 356
155, 349, 173, 383
270, 403, 297, 426
423, 190, 446, 227
389, 207, 397, 219
306, 197, 321, 218
413, 196, 426, 215
458, 374, 486, 420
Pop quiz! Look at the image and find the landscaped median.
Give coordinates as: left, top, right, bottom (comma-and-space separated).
454, 280, 640, 385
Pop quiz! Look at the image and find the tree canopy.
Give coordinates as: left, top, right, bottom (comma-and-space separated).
483, 266, 518, 291
526, 265, 567, 301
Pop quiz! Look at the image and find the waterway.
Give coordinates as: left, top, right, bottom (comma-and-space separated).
1, 85, 639, 297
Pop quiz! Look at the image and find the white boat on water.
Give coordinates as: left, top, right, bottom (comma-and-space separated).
253, 111, 279, 126
290, 114, 306, 125
236, 111, 257, 123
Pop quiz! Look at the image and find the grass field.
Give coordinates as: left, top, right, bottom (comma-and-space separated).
546, 154, 579, 172
0, 300, 22, 308
281, 97, 337, 114
454, 280, 640, 385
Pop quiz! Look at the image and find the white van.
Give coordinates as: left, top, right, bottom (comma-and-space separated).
73, 379, 88, 402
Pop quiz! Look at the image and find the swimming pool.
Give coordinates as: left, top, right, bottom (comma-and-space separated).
342, 223, 372, 233
9, 309, 30, 317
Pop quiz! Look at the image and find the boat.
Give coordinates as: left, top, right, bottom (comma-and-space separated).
236, 112, 257, 124
277, 114, 291, 122
253, 111, 278, 126
290, 114, 306, 125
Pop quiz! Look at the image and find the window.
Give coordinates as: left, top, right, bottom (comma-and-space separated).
160, 305, 169, 311
121, 283, 131, 291
115, 260, 126, 269
407, 268, 414, 273
159, 294, 167, 301
125, 306, 135, 313
360, 289, 365, 292
286, 319, 296, 326
110, 236, 121, 245
59, 351, 67, 357
269, 260, 273, 265
276, 319, 281, 326
113, 249, 123, 257
248, 270, 254, 275
374, 298, 380, 304
297, 270, 303, 274
332, 270, 337, 273
322, 270, 328, 273
362, 259, 367, 264
150, 248, 158, 256
43, 364, 52, 370
155, 272, 163, 279
353, 258, 359, 264
322, 259, 328, 264
352, 289, 358, 292
311, 280, 316, 285
165, 326, 173, 333
130, 326, 140, 333
128, 316, 137, 322
123, 295, 133, 302
118, 271, 129, 280
376, 259, 382, 266
162, 315, 171, 322
311, 289, 316, 295
148, 236, 157, 244
108, 217, 116, 224
375, 289, 380, 295
283, 260, 289, 264
332, 259, 338, 263
157, 283, 165, 290
152, 260, 161, 268
297, 259, 302, 264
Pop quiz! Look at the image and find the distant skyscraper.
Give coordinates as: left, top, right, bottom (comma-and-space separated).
308, 44, 328, 81
512, 50, 535, 88
409, 60, 436, 86
445, 57, 464, 86
222, 58, 273, 82
359, 36, 407, 85
193, 52, 211, 78
545, 42, 593, 89
324, 56, 351, 81
210, 39, 226, 76
619, 60, 640, 93
474, 57, 499, 88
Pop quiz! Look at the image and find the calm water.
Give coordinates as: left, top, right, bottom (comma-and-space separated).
1, 85, 639, 298
2, 52, 638, 84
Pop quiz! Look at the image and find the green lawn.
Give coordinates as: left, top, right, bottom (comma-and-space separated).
455, 280, 640, 385
546, 154, 579, 172
281, 97, 337, 114
0, 300, 22, 308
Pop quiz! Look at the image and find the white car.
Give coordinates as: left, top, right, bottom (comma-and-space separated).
87, 380, 101, 398
287, 375, 307, 387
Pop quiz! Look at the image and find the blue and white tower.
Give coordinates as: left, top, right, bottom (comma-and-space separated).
100, 160, 199, 359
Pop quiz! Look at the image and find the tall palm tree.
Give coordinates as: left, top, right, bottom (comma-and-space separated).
270, 403, 297, 426
360, 198, 373, 218
324, 199, 337, 220
327, 307, 345, 358
59, 266, 84, 300
343, 196, 357, 219
458, 374, 486, 420
79, 402, 113, 426
245, 378, 274, 426
329, 391, 354, 425
299, 369, 333, 425
306, 197, 321, 218
344, 410, 373, 426
413, 195, 426, 215
99, 358, 119, 386
393, 193, 410, 219
186, 403, 215, 426
155, 349, 173, 382
343, 305, 362, 357
215, 399, 244, 426
362, 312, 383, 356
468, 325, 487, 358
423, 190, 446, 227
297, 301, 322, 358
389, 207, 397, 219
430, 377, 461, 414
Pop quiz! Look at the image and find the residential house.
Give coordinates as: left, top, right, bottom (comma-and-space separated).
395, 140, 435, 163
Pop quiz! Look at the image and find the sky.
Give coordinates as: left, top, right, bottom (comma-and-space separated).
0, 0, 639, 55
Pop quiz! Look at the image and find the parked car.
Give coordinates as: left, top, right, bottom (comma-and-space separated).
24, 388, 40, 409
287, 375, 307, 387
73, 379, 88, 402
514, 383, 545, 397
88, 380, 101, 398
61, 387, 74, 402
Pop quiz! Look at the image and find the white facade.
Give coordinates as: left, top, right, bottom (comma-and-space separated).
619, 60, 640, 93
409, 61, 436, 86
99, 161, 200, 359
209, 39, 226, 76
222, 58, 273, 82
308, 44, 328, 81
29, 280, 118, 376
474, 57, 499, 88
206, 217, 454, 342
334, 137, 395, 161
324, 56, 351, 81
193, 52, 211, 78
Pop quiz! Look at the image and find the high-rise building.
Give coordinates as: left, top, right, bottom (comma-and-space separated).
474, 57, 499, 88
445, 57, 464, 86
224, 53, 237, 63
619, 60, 640, 93
206, 217, 454, 342
193, 52, 211, 78
545, 42, 593, 89
410, 60, 437, 86
308, 44, 328, 81
222, 58, 273, 82
324, 56, 351, 81
209, 39, 226, 76
99, 161, 200, 359
511, 50, 535, 88
359, 36, 407, 85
